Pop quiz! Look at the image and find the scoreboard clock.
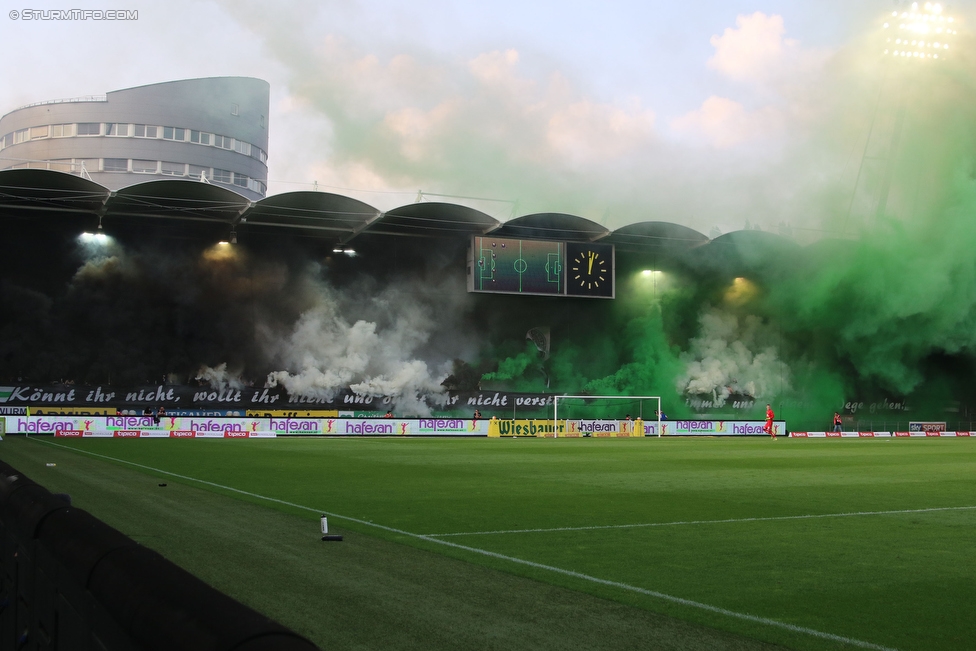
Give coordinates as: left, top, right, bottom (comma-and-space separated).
566, 242, 614, 298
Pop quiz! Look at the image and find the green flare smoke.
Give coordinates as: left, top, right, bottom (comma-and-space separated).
481, 38, 976, 430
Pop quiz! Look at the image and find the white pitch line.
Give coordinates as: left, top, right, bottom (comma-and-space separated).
426, 505, 976, 538
37, 439, 899, 651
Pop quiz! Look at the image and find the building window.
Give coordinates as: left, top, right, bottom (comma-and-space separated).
212, 168, 231, 183
234, 140, 251, 156
77, 123, 101, 136
48, 159, 73, 172
231, 103, 239, 116
162, 126, 174, 140
199, 132, 211, 145
106, 123, 130, 137
247, 178, 266, 194
13, 129, 29, 144
188, 165, 208, 180
160, 161, 185, 176
103, 158, 129, 172
233, 173, 248, 188
132, 159, 157, 174
30, 126, 49, 139
190, 130, 200, 143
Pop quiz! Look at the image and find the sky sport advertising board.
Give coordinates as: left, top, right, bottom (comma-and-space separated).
790, 431, 972, 438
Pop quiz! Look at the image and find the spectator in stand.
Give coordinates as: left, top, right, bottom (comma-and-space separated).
384, 410, 394, 418
473, 409, 482, 422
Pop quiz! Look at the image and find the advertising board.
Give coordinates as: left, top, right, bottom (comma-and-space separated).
659, 420, 787, 436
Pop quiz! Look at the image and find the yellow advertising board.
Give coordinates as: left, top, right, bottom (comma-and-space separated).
564, 419, 644, 437
488, 419, 565, 437
246, 409, 339, 418
488, 419, 646, 438
29, 407, 117, 416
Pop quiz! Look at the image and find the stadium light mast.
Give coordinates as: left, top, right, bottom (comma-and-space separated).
847, 2, 958, 230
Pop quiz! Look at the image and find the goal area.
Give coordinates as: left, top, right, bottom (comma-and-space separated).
553, 395, 662, 438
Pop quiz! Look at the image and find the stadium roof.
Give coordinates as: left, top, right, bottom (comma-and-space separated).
490, 212, 609, 242
604, 221, 710, 253
0, 169, 725, 252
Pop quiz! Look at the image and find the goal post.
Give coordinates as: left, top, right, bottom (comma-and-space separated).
553, 395, 662, 438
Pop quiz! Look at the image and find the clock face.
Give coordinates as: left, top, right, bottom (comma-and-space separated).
566, 242, 614, 298
572, 251, 608, 290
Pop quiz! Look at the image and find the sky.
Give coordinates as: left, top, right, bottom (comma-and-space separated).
1, 0, 973, 235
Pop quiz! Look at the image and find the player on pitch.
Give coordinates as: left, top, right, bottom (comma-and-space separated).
764, 403, 775, 439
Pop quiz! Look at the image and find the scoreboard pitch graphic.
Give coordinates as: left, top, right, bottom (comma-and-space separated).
468, 236, 614, 298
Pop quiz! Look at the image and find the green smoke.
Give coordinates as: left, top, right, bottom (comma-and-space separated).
481, 39, 976, 430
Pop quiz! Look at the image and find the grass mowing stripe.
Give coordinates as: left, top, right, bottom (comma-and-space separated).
38, 438, 898, 651
427, 505, 976, 537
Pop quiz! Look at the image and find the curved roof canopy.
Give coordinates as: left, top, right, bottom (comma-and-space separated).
106, 180, 251, 225
3, 170, 816, 259
604, 221, 709, 253
368, 202, 500, 240
688, 229, 801, 275
490, 213, 609, 242
0, 169, 110, 215
241, 191, 380, 239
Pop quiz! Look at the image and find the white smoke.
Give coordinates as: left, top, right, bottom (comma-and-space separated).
196, 363, 245, 390
264, 272, 473, 416
677, 309, 791, 407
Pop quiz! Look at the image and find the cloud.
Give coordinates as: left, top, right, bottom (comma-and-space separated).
670, 95, 781, 148
707, 12, 799, 83
214, 3, 894, 236
547, 99, 656, 165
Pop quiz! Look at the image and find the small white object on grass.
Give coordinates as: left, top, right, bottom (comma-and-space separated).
320, 515, 328, 534
46, 463, 56, 467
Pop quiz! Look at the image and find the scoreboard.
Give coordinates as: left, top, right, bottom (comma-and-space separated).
468, 236, 614, 298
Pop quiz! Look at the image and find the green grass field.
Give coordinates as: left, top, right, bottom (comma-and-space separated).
1, 435, 974, 651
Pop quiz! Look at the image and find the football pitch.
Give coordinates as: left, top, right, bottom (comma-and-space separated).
2, 435, 974, 651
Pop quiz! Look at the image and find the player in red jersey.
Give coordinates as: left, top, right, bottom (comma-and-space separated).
764, 403, 775, 439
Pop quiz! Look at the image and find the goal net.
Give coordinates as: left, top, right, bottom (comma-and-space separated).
553, 395, 662, 438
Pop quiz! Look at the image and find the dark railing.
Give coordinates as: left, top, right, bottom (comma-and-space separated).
0, 461, 319, 651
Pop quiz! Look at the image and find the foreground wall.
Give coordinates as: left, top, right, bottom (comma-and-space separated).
0, 461, 318, 650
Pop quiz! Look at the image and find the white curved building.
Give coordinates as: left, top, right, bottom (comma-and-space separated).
0, 77, 269, 200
